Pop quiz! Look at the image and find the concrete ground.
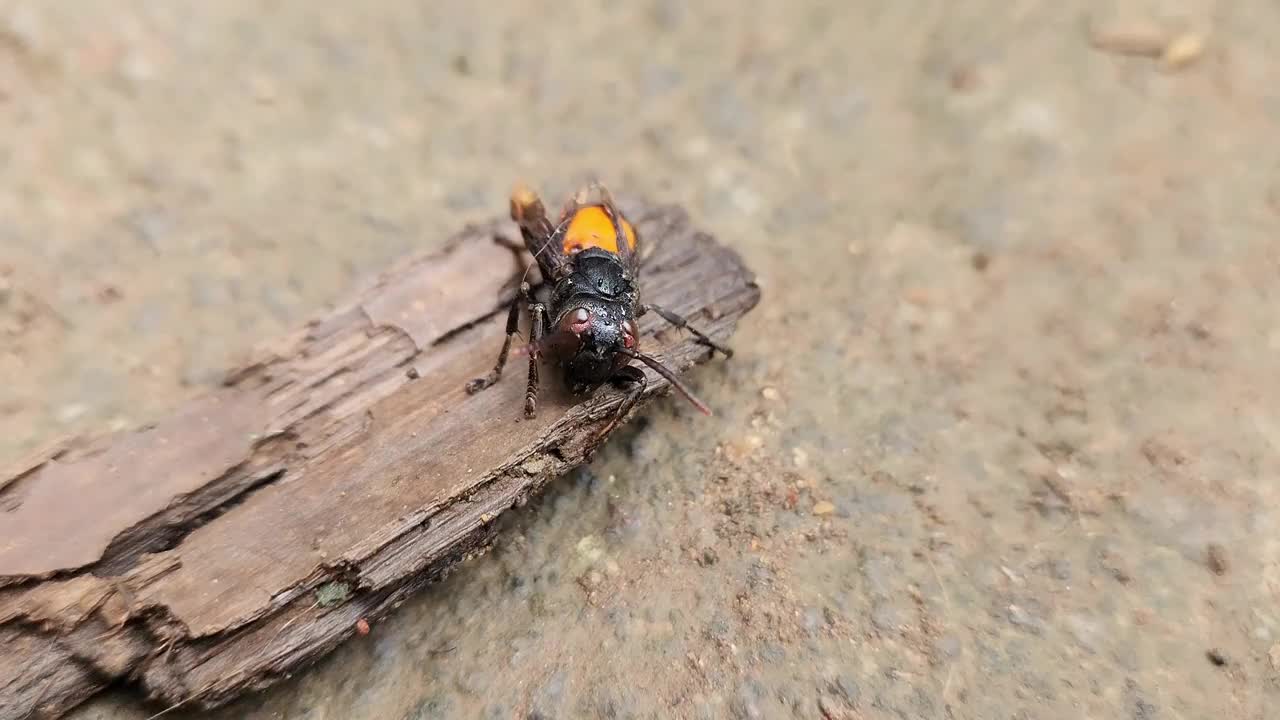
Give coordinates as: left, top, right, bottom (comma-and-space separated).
3, 0, 1277, 718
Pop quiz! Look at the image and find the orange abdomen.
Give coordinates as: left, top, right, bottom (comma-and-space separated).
562, 205, 637, 255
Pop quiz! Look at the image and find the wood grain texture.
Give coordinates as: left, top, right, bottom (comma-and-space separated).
0, 197, 761, 720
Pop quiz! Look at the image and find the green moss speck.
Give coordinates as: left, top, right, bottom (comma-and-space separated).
315, 581, 351, 607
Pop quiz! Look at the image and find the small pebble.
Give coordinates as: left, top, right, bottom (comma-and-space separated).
1007, 603, 1045, 634
355, 618, 370, 635
248, 73, 278, 104
97, 285, 123, 304
949, 65, 981, 93
812, 501, 836, 516
576, 535, 605, 562
56, 403, 88, 424
761, 386, 780, 401
1162, 33, 1205, 70
792, 447, 809, 469
1205, 543, 1229, 575
1089, 20, 1168, 57
1205, 648, 1227, 667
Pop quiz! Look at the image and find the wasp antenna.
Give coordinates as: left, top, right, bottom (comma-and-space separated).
620, 348, 713, 416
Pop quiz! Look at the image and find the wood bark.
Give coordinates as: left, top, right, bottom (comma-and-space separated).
0, 198, 761, 720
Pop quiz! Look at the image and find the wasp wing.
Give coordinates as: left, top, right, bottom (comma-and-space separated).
594, 185, 641, 276
510, 185, 569, 282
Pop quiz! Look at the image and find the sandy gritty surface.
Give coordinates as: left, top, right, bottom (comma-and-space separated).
3, 0, 1279, 718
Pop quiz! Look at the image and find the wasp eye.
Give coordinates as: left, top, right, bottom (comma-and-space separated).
621, 320, 637, 349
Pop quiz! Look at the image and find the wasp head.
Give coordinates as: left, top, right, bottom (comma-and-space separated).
541, 300, 637, 388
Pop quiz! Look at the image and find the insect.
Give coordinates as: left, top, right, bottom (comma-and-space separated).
465, 182, 733, 440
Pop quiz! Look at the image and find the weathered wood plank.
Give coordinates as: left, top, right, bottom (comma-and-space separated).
0, 197, 761, 720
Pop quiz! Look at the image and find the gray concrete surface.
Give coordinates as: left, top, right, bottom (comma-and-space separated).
3, 0, 1277, 718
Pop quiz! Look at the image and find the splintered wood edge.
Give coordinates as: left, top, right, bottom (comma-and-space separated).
0, 198, 761, 720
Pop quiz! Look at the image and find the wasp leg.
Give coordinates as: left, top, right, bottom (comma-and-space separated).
524, 298, 547, 418
466, 280, 533, 395
637, 232, 661, 267
589, 365, 648, 450
494, 234, 544, 296
494, 232, 525, 253
512, 184, 569, 282
640, 303, 734, 358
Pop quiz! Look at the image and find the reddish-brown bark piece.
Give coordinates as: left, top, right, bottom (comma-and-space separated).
0, 198, 761, 720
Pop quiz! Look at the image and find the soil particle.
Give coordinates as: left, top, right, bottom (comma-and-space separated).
1205, 542, 1229, 575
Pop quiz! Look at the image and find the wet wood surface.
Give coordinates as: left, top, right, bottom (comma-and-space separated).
0, 198, 761, 720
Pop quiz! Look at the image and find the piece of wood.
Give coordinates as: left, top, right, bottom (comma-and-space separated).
0, 197, 761, 720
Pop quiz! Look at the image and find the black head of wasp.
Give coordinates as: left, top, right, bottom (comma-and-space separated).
465, 182, 734, 441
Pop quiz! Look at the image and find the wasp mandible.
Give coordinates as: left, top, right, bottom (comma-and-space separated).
465, 182, 733, 439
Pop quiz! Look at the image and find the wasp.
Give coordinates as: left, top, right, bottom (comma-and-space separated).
465, 182, 734, 439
